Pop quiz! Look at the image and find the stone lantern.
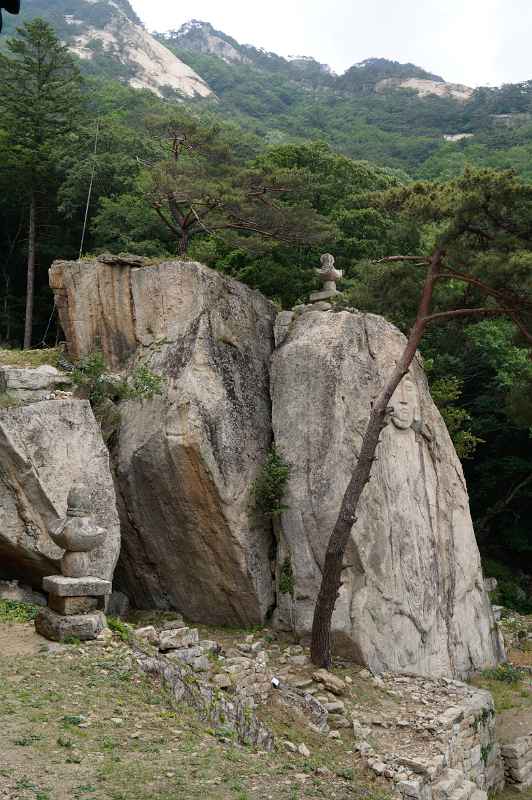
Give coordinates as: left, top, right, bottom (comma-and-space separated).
35, 485, 111, 642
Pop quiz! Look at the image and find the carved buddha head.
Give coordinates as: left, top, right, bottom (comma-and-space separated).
390, 375, 420, 430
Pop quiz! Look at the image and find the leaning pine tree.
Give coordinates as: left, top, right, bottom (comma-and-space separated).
0, 19, 82, 348
310, 167, 532, 667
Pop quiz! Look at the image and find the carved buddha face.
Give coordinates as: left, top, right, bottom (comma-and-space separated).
390, 376, 419, 430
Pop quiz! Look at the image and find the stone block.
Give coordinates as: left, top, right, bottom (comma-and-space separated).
35, 607, 106, 641
43, 575, 111, 597
200, 640, 221, 654
312, 669, 346, 695
165, 646, 204, 664
135, 626, 159, 645
507, 763, 532, 783
48, 594, 100, 616
397, 779, 423, 798
309, 289, 340, 302
502, 739, 531, 759
191, 656, 210, 672
159, 627, 199, 651
0, 365, 72, 402
160, 617, 185, 631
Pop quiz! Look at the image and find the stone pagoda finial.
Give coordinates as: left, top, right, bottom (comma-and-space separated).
49, 485, 107, 578
310, 253, 343, 303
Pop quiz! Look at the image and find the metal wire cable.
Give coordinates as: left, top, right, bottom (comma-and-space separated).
78, 118, 101, 260
41, 119, 101, 346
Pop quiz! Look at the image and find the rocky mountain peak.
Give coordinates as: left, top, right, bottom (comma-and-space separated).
161, 18, 251, 65
4, 0, 212, 99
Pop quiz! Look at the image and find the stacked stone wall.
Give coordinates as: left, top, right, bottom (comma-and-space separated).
443, 689, 504, 791
396, 683, 505, 800
501, 735, 532, 791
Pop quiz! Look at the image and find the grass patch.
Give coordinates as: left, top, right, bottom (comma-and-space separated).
0, 599, 39, 623
0, 626, 390, 800
472, 667, 531, 713
0, 347, 60, 368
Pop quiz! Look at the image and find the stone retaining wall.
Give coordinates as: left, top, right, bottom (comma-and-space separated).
394, 683, 504, 800
133, 647, 274, 751
442, 688, 504, 791
501, 735, 532, 791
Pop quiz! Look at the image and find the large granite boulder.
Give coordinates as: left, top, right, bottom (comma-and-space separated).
271, 309, 503, 678
50, 257, 277, 625
0, 400, 120, 586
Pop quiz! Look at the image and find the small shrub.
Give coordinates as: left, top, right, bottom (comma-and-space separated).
127, 364, 163, 400
481, 743, 493, 766
279, 557, 295, 597
107, 616, 132, 642
252, 446, 290, 517
482, 663, 523, 684
62, 715, 85, 727
0, 600, 39, 623
57, 735, 74, 749
72, 351, 163, 408
71, 352, 111, 406
14, 734, 42, 746
63, 636, 82, 646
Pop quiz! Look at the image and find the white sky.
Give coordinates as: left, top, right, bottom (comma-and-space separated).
129, 0, 532, 88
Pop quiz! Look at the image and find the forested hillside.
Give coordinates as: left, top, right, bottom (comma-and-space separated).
162, 20, 532, 179
0, 4, 530, 608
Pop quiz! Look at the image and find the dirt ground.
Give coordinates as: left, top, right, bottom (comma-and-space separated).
0, 623, 54, 657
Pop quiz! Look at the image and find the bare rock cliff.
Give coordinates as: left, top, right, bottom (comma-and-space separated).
50, 257, 503, 677
50, 257, 277, 625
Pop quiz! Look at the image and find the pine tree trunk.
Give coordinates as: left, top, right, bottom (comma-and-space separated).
310, 250, 443, 668
23, 191, 36, 350
178, 232, 189, 256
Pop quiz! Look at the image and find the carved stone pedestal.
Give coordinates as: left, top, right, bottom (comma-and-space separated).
35, 607, 107, 642
36, 576, 111, 642
36, 487, 112, 643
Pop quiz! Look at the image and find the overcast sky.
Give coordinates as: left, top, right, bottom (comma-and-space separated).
129, 0, 531, 88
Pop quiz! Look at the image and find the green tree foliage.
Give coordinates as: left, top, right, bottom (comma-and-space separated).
343, 169, 532, 583
94, 116, 334, 257
0, 19, 82, 346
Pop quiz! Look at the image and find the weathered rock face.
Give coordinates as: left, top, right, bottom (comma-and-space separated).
271, 309, 503, 678
0, 365, 72, 403
0, 400, 120, 586
50, 258, 277, 626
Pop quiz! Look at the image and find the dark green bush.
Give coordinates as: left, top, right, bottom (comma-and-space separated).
252, 446, 290, 517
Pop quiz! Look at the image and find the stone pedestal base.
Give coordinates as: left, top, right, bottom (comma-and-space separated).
48, 594, 101, 616
35, 607, 106, 642
309, 289, 342, 302
43, 575, 111, 597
